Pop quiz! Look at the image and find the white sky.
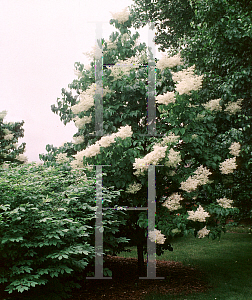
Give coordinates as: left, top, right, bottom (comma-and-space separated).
0, 0, 159, 162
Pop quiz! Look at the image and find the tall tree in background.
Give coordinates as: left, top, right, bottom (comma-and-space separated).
0, 110, 27, 165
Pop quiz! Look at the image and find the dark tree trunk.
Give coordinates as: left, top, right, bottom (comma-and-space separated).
137, 243, 145, 277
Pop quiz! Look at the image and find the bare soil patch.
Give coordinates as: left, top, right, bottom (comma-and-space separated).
69, 255, 210, 300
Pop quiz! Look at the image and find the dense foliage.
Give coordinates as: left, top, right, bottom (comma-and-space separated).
130, 0, 252, 218
0, 163, 127, 298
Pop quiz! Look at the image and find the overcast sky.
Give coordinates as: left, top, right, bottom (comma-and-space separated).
0, 0, 157, 162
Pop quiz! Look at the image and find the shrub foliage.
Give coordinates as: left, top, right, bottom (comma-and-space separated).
0, 163, 127, 298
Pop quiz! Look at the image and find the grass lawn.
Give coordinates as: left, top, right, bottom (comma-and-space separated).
118, 228, 252, 300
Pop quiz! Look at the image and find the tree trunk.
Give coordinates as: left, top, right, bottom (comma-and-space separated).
137, 243, 145, 277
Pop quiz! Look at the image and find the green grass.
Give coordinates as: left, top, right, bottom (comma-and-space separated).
226, 224, 252, 234
118, 228, 252, 300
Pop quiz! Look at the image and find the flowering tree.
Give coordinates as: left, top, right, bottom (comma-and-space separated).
41, 6, 250, 275
0, 110, 27, 165
130, 0, 252, 219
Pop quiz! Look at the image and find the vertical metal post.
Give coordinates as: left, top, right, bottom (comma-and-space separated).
86, 20, 164, 281
94, 23, 103, 136
147, 22, 156, 136
86, 165, 112, 279
140, 164, 164, 279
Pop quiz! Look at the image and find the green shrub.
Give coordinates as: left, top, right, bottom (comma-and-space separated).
0, 163, 127, 298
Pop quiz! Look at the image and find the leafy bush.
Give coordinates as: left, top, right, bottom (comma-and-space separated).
0, 163, 127, 299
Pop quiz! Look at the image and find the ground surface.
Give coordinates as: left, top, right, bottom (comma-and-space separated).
0, 255, 209, 300
68, 255, 209, 300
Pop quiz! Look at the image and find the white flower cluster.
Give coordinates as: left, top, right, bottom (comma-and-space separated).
193, 165, 212, 185
3, 128, 14, 140
175, 75, 204, 95
72, 136, 84, 145
98, 134, 116, 148
219, 157, 237, 174
83, 45, 103, 60
180, 165, 212, 193
172, 65, 204, 95
134, 37, 140, 48
71, 144, 100, 168
71, 83, 96, 114
4, 133, 14, 141
73, 116, 92, 129
0, 110, 7, 120
85, 64, 91, 71
165, 148, 182, 168
55, 153, 68, 164
71, 125, 133, 169
161, 133, 180, 145
162, 192, 183, 211
70, 158, 83, 169
125, 182, 142, 194
133, 145, 168, 174
121, 33, 130, 43
16, 153, 28, 163
72, 84, 110, 122
106, 40, 117, 50
216, 198, 234, 209
110, 7, 130, 24
172, 66, 195, 82
107, 56, 140, 81
180, 177, 199, 192
229, 142, 241, 157
3, 128, 12, 135
156, 53, 183, 71
224, 99, 243, 114
85, 83, 97, 96
156, 91, 176, 105
80, 143, 100, 159
116, 125, 133, 139
104, 35, 119, 54
203, 98, 222, 112
148, 229, 166, 244
198, 226, 210, 238
187, 205, 210, 222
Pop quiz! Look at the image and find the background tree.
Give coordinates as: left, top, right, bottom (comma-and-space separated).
0, 110, 27, 165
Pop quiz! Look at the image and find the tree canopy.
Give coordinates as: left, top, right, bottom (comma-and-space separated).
0, 110, 26, 165
40, 3, 251, 275
130, 0, 252, 218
